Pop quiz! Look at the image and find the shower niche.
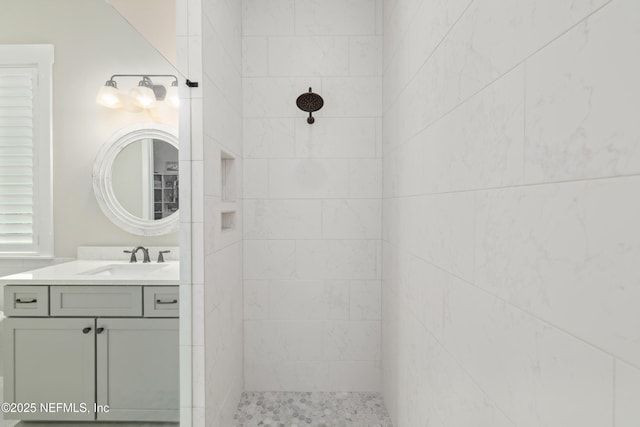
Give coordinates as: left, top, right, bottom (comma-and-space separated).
220, 151, 237, 232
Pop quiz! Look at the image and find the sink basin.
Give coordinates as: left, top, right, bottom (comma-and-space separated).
81, 263, 168, 277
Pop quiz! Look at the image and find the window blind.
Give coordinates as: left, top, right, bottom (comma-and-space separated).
0, 67, 37, 249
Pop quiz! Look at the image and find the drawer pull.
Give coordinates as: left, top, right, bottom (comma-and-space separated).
82, 327, 92, 334
156, 299, 178, 305
96, 327, 105, 334
15, 298, 37, 304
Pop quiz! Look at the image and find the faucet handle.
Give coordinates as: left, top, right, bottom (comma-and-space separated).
157, 250, 171, 263
123, 250, 137, 263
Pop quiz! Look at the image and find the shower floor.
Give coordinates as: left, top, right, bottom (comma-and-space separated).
233, 391, 393, 427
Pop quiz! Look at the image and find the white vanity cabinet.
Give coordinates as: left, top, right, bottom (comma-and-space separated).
2, 284, 179, 422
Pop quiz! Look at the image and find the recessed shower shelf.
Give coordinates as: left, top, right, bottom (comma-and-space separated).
221, 211, 236, 232
221, 151, 236, 202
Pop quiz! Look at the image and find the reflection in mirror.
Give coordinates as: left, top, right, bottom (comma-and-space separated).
112, 139, 179, 220
93, 124, 179, 236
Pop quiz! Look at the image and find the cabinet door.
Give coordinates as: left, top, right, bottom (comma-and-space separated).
96, 318, 179, 422
3, 318, 95, 421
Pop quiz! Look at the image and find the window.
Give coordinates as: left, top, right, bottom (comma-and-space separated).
0, 45, 54, 257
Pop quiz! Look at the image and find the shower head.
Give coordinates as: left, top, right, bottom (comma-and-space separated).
296, 87, 324, 124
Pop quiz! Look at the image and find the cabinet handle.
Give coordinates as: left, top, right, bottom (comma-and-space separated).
15, 298, 37, 304
96, 327, 105, 334
82, 327, 92, 334
156, 299, 178, 305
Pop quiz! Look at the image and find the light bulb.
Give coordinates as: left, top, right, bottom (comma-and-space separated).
166, 83, 179, 108
96, 80, 122, 109
130, 77, 157, 108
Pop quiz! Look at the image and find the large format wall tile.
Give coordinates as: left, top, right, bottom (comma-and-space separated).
321, 199, 382, 239
269, 159, 349, 198
294, 118, 377, 158
244, 199, 322, 239
294, 0, 376, 36
296, 240, 377, 280
349, 36, 382, 76
394, 308, 514, 427
244, 240, 296, 279
349, 159, 382, 198
243, 118, 296, 158
322, 77, 382, 117
242, 37, 268, 76
242, 159, 269, 199
269, 280, 349, 320
347, 280, 381, 320
443, 276, 614, 427
420, 65, 524, 193
322, 320, 381, 361
242, 0, 295, 35
245, 360, 331, 391
615, 361, 640, 427
386, 0, 611, 148
475, 176, 640, 366
268, 36, 349, 76
525, 0, 640, 182
404, 193, 475, 282
383, 0, 472, 105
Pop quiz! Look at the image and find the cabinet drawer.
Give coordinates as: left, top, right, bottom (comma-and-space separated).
144, 286, 179, 317
50, 286, 142, 317
4, 286, 49, 317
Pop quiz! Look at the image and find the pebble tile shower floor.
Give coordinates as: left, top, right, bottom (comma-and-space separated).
233, 391, 393, 427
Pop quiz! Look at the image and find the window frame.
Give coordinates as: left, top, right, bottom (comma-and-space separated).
0, 44, 54, 258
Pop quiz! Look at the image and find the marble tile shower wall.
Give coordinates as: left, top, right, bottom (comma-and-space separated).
242, 0, 383, 391
382, 0, 640, 426
188, 0, 244, 425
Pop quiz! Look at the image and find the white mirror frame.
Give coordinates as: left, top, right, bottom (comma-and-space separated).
93, 123, 179, 236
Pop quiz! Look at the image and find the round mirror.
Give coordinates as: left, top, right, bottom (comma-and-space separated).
93, 124, 179, 236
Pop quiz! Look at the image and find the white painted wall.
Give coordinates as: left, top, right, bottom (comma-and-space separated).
0, 0, 179, 272
242, 0, 383, 391
382, 0, 640, 426
106, 0, 177, 68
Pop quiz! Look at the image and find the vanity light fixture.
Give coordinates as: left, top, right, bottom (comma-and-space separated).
96, 74, 179, 110
95, 78, 122, 109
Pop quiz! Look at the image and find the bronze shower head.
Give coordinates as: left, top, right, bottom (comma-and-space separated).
296, 87, 324, 124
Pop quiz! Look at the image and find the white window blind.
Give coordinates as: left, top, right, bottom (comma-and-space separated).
0, 45, 53, 257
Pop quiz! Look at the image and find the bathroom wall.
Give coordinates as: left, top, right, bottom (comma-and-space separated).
382, 0, 640, 426
184, 0, 244, 424
242, 0, 383, 391
0, 0, 178, 275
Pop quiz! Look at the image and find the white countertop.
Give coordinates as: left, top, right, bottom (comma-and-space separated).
0, 259, 179, 286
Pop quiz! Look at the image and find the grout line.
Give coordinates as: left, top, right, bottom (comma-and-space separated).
382, 172, 640, 200
382, 0, 476, 109
347, 35, 352, 76
293, 0, 297, 36
382, 238, 640, 372
266, 35, 271, 77
613, 358, 617, 427
523, 60, 528, 183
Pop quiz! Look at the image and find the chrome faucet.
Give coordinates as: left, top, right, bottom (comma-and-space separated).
123, 246, 151, 263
